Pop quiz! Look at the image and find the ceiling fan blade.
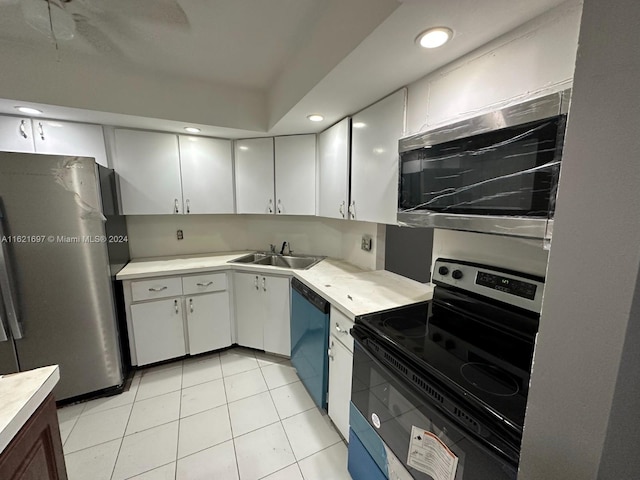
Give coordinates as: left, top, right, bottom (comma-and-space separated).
79, 0, 189, 27
72, 13, 124, 56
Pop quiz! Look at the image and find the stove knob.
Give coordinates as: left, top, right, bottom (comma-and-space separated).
438, 266, 449, 276
452, 269, 463, 280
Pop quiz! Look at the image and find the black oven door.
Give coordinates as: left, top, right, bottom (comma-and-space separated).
351, 338, 518, 480
399, 115, 565, 216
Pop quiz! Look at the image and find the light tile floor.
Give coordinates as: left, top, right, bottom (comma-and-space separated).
57, 347, 353, 480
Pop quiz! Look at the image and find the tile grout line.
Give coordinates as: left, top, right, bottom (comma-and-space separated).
108, 370, 144, 480
174, 359, 185, 480
59, 402, 86, 450
226, 351, 243, 480
260, 361, 300, 477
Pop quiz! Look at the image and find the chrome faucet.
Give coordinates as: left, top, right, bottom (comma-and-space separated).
280, 241, 292, 255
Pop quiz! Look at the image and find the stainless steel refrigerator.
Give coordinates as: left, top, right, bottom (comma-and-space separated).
0, 152, 129, 401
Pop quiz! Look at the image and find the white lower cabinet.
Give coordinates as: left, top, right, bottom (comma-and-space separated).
126, 272, 232, 366
234, 272, 291, 356
263, 275, 291, 356
186, 292, 231, 355
327, 308, 355, 442
131, 298, 186, 366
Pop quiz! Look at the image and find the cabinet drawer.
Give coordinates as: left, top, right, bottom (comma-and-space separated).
131, 277, 183, 301
182, 273, 227, 295
330, 307, 354, 352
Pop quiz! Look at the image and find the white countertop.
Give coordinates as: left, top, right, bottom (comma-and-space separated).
0, 365, 60, 454
117, 252, 433, 318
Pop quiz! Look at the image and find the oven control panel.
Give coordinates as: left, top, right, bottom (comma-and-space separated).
432, 258, 545, 313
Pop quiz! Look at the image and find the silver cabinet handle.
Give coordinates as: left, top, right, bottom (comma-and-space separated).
348, 201, 356, 219
277, 199, 282, 214
328, 343, 334, 360
189, 298, 194, 313
254, 275, 259, 290
19, 120, 28, 139
262, 277, 266, 292
37, 122, 44, 140
148, 286, 168, 292
174, 299, 179, 314
335, 322, 349, 335
186, 199, 191, 214
196, 281, 213, 287
339, 201, 345, 218
174, 199, 179, 214
0, 207, 22, 339
268, 199, 273, 214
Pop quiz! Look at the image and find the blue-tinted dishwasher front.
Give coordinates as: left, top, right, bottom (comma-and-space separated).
290, 277, 330, 410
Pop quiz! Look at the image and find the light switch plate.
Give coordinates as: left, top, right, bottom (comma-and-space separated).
361, 234, 372, 251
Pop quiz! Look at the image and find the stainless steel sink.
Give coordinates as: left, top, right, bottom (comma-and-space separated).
228, 252, 324, 270
229, 252, 270, 263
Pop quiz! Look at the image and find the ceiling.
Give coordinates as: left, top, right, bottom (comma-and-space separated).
0, 0, 568, 138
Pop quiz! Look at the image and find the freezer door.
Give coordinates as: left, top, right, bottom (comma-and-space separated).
0, 153, 123, 399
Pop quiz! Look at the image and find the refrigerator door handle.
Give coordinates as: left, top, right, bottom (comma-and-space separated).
0, 205, 23, 340
0, 307, 8, 342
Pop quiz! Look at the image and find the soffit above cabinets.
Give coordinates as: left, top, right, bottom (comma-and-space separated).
0, 0, 568, 137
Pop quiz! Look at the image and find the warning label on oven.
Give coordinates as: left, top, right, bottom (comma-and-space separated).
407, 426, 458, 480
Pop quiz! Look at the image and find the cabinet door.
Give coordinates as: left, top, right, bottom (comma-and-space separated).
274, 135, 316, 215
262, 275, 291, 356
234, 272, 264, 349
318, 118, 350, 219
350, 89, 406, 224
234, 138, 275, 214
114, 129, 183, 215
33, 120, 108, 167
0, 116, 35, 153
179, 136, 234, 214
328, 336, 353, 441
0, 395, 66, 480
186, 292, 231, 355
131, 298, 186, 365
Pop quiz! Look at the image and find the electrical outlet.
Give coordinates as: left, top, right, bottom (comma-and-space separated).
361, 234, 372, 251
177, 229, 184, 240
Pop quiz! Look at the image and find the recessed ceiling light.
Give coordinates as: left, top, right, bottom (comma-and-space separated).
184, 127, 201, 133
416, 27, 453, 49
15, 106, 42, 115
238, 145, 249, 151
307, 114, 324, 122
353, 122, 367, 129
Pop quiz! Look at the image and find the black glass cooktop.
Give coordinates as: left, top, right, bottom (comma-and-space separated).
355, 297, 537, 430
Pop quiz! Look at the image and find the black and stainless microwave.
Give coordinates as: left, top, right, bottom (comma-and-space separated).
398, 90, 571, 239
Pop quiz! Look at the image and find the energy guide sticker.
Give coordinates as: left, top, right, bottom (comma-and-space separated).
407, 426, 458, 480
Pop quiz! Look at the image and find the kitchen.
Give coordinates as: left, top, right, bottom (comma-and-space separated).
0, 0, 639, 479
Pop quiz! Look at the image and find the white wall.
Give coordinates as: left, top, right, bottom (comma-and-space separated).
406, 0, 582, 135
126, 215, 383, 271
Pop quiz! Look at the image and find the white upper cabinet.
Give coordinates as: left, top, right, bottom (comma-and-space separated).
235, 137, 275, 214
350, 89, 406, 225
0, 116, 35, 153
114, 129, 183, 215
318, 118, 350, 220
179, 136, 234, 214
274, 135, 316, 216
33, 120, 108, 167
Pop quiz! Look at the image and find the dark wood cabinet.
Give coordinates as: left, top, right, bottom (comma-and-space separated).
0, 394, 67, 479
